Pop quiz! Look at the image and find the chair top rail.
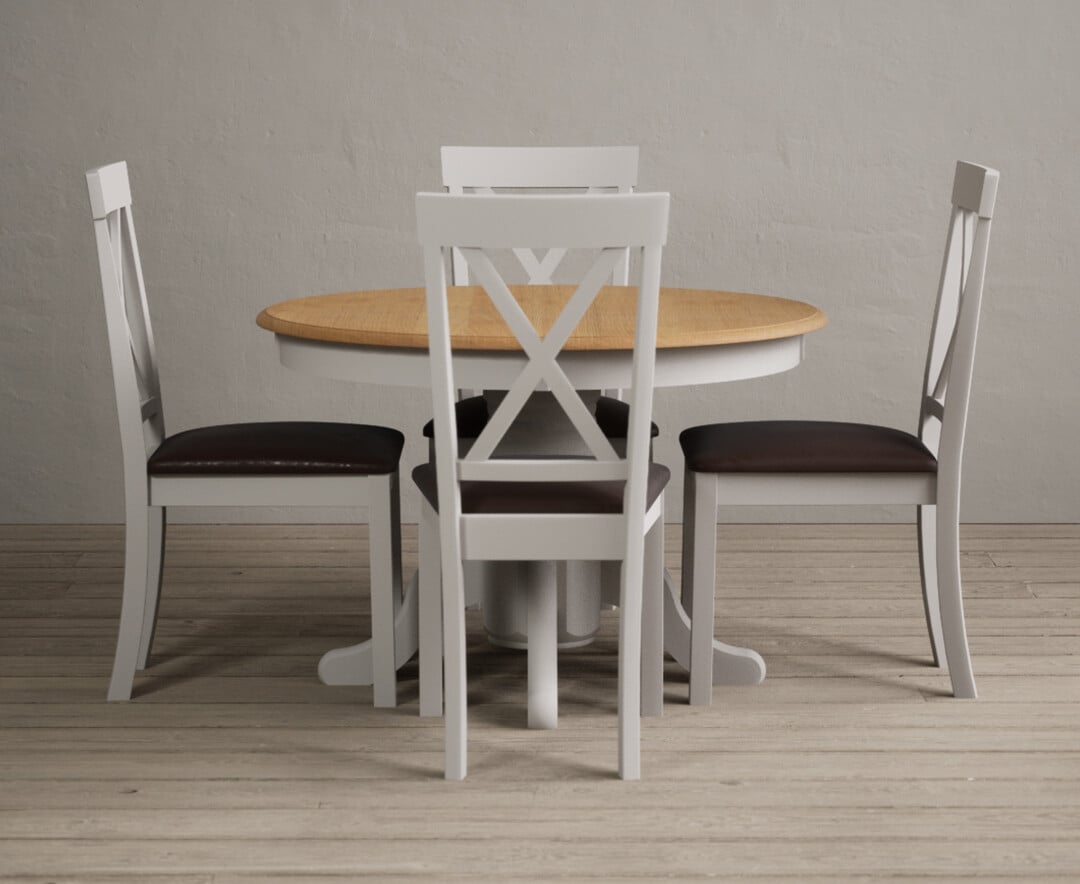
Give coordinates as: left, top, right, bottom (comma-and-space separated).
416, 192, 669, 249
951, 161, 999, 219
87, 161, 133, 219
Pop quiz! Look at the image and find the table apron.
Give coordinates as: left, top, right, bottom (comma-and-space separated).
274, 335, 805, 389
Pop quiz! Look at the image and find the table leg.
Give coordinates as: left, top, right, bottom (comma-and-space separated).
662, 567, 765, 685
317, 570, 420, 686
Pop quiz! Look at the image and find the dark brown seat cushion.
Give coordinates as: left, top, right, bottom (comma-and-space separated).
594, 395, 661, 440
412, 462, 670, 514
147, 422, 404, 476
421, 396, 492, 439
679, 421, 937, 474
422, 395, 659, 440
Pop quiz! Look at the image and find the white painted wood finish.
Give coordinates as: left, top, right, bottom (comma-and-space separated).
416, 192, 669, 779
86, 162, 405, 706
275, 331, 805, 391
682, 161, 999, 704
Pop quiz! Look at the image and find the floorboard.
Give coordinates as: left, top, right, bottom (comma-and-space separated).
0, 523, 1078, 881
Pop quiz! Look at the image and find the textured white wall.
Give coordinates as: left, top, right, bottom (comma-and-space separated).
1, 0, 1077, 523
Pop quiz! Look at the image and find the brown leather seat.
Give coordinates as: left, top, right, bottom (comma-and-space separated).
423, 395, 659, 440
147, 422, 405, 476
413, 461, 669, 514
680, 420, 937, 474
594, 395, 661, 440
422, 396, 491, 439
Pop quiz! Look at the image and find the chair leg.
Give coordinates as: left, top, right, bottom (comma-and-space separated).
641, 516, 664, 717
368, 472, 402, 708
108, 504, 151, 701
936, 489, 977, 698
136, 506, 166, 670
418, 501, 444, 717
526, 562, 558, 730
680, 468, 696, 615
687, 472, 718, 706
917, 504, 947, 669
618, 537, 645, 780
439, 522, 469, 780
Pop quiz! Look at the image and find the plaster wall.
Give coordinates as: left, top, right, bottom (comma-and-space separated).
1, 0, 1076, 523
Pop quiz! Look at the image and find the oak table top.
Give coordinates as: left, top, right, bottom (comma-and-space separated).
256, 285, 827, 351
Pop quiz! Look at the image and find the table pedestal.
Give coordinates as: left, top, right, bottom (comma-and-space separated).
480, 562, 601, 649
316, 566, 767, 706
318, 390, 768, 725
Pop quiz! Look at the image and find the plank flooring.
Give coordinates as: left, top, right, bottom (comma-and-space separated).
1, 522, 1079, 882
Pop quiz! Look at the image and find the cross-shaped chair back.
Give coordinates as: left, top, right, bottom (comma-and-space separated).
417, 191, 668, 523
441, 146, 639, 287
918, 161, 999, 468
87, 162, 166, 488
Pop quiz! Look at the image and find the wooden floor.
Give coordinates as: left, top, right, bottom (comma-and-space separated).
1, 522, 1079, 882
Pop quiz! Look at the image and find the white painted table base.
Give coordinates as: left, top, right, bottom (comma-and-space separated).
315, 561, 766, 705
318, 571, 419, 686
289, 340, 792, 722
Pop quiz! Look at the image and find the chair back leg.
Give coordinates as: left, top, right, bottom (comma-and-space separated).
418, 500, 444, 717
441, 537, 469, 781
135, 506, 166, 670
640, 516, 666, 717
108, 503, 152, 701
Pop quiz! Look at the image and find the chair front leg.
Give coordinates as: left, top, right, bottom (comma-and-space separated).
917, 504, 947, 669
687, 471, 718, 706
136, 505, 166, 670
368, 471, 402, 708
526, 562, 558, 730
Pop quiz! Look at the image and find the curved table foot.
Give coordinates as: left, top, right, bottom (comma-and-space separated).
318, 571, 420, 686
662, 568, 765, 686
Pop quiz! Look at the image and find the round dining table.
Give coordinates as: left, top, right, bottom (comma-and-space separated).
257, 284, 826, 718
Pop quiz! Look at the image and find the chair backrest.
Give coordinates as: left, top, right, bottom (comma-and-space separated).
441, 146, 639, 286
918, 161, 999, 474
87, 162, 165, 487
416, 191, 668, 535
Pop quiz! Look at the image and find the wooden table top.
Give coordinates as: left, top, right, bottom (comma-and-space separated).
256, 285, 826, 351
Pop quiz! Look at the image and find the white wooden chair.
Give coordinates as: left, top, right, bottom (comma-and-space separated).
87, 161, 406, 705
678, 161, 999, 704
415, 191, 670, 779
426, 146, 652, 441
